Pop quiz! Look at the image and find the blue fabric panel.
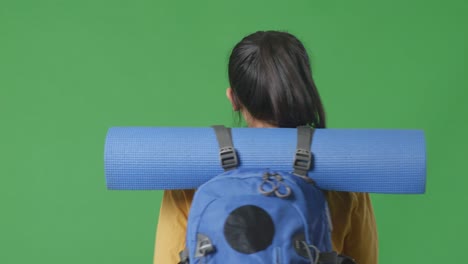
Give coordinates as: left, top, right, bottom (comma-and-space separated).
104, 127, 426, 194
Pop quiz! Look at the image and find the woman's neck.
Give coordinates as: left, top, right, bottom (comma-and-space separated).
247, 119, 277, 128
241, 109, 278, 128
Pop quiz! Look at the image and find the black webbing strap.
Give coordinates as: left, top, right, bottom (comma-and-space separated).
319, 252, 356, 264
212, 125, 239, 171
336, 255, 356, 264
293, 126, 315, 180
178, 248, 189, 264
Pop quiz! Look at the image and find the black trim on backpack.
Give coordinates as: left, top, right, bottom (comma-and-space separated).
318, 252, 357, 264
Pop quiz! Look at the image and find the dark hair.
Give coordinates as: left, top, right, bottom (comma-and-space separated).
228, 31, 326, 128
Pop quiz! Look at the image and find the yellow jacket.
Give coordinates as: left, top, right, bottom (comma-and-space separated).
154, 190, 378, 264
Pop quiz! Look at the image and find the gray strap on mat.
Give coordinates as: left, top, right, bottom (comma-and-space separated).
293, 126, 315, 180
212, 125, 238, 171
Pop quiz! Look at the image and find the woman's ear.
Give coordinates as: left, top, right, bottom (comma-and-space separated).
226, 87, 240, 111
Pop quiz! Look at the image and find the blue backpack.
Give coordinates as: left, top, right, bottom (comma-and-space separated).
179, 126, 356, 264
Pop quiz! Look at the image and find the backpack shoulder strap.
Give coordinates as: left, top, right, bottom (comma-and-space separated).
212, 125, 239, 171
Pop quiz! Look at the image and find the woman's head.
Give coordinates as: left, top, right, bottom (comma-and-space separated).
227, 31, 326, 128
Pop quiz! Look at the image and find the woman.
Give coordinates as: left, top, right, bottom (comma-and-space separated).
154, 31, 378, 264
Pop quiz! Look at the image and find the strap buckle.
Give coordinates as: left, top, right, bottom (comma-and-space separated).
219, 147, 238, 170
293, 148, 312, 172
195, 233, 215, 257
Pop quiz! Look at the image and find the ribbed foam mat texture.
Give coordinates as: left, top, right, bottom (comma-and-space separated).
104, 127, 426, 194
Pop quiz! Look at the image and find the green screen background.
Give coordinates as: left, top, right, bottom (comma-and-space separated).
1, 0, 467, 263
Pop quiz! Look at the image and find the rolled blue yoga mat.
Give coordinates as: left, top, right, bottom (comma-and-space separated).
104, 127, 426, 194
